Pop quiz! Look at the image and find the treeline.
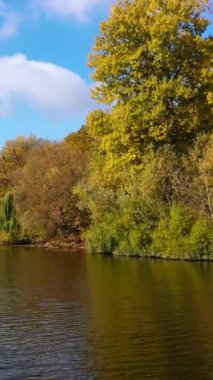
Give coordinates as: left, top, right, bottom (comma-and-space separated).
0, 0, 212, 259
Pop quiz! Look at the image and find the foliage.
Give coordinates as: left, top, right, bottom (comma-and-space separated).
179, 133, 213, 219
152, 203, 213, 259
80, 0, 213, 259
14, 143, 88, 241
0, 134, 89, 244
189, 217, 213, 259
65, 125, 93, 153
0, 0, 212, 259
0, 231, 11, 244
77, 134, 213, 259
0, 136, 44, 194
0, 192, 20, 243
88, 0, 212, 162
86, 196, 153, 256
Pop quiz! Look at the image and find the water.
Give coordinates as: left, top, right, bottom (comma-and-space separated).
0, 247, 212, 380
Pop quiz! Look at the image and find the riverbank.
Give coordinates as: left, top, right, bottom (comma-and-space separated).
1, 224, 212, 261
0, 231, 86, 250
111, 252, 213, 262
1, 240, 212, 261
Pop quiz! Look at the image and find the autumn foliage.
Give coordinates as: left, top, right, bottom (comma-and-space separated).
0, 0, 212, 258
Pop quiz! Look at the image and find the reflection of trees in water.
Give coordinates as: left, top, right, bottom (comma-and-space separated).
0, 249, 212, 379
86, 255, 213, 380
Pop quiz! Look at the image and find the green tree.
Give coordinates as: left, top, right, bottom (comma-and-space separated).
0, 192, 20, 243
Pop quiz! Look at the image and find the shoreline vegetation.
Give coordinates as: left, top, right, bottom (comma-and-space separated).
0, 241, 213, 262
0, 0, 212, 261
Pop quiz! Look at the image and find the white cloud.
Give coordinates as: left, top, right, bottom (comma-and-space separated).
0, 0, 113, 39
0, 54, 95, 121
0, 0, 23, 39
0, 0, 212, 39
32, 0, 113, 21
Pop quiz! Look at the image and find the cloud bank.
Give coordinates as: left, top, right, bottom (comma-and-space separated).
34, 0, 113, 20
0, 0, 212, 39
0, 54, 95, 121
0, 0, 114, 39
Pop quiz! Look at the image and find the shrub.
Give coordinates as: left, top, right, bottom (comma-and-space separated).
152, 203, 213, 259
189, 217, 213, 259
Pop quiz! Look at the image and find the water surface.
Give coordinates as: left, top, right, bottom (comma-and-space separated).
0, 246, 212, 379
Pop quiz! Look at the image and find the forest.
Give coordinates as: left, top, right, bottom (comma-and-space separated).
0, 0, 212, 260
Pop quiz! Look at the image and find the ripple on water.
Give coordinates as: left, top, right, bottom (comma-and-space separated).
0, 248, 212, 380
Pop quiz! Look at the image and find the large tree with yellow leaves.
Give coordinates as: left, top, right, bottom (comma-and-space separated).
88, 0, 212, 162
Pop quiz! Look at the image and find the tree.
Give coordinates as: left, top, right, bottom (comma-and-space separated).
0, 136, 44, 194
176, 133, 213, 219
65, 125, 93, 153
14, 143, 88, 241
0, 192, 20, 243
88, 0, 212, 161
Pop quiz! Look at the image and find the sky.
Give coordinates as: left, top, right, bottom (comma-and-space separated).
0, 0, 114, 147
0, 0, 212, 147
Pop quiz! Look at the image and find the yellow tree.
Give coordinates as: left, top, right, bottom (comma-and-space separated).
88, 0, 212, 162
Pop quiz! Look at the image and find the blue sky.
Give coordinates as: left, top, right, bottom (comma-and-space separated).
0, 0, 212, 147
0, 0, 114, 147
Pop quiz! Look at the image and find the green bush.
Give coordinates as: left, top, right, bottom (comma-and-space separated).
189, 217, 213, 259
152, 203, 213, 259
0, 231, 11, 244
86, 198, 153, 256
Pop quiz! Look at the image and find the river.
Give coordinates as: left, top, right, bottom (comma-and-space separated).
0, 246, 212, 379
